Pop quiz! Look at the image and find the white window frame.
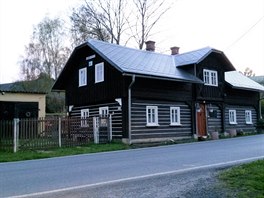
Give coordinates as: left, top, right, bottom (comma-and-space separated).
79, 67, 87, 87
229, 110, 237, 124
203, 69, 218, 86
95, 62, 104, 83
146, 106, 159, 127
245, 110, 252, 124
170, 107, 181, 126
99, 106, 109, 117
81, 109, 89, 127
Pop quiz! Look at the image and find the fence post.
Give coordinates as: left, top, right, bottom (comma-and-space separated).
109, 114, 112, 142
13, 118, 19, 153
58, 117, 62, 147
93, 117, 99, 144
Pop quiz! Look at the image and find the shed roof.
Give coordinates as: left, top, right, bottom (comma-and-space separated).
225, 71, 264, 92
0, 81, 47, 94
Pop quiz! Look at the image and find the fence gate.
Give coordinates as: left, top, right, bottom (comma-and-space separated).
93, 115, 112, 144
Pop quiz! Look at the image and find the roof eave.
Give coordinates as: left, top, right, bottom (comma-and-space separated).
123, 72, 203, 84
226, 82, 264, 93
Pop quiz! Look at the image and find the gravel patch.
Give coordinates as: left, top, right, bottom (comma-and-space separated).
31, 167, 235, 198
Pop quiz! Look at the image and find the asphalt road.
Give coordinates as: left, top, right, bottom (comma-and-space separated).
1, 135, 264, 198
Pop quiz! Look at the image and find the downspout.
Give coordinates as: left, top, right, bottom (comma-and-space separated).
259, 94, 263, 119
128, 75, 136, 144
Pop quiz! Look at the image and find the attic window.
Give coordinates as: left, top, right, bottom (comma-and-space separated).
95, 62, 104, 83
203, 69, 218, 86
79, 67, 87, 87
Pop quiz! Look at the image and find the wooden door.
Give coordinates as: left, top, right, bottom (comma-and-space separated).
197, 103, 207, 137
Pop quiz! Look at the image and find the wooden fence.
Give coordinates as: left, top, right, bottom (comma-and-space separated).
0, 116, 112, 152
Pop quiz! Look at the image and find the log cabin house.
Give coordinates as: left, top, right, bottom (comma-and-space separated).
52, 39, 264, 143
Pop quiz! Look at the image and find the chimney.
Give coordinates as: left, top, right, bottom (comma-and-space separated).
145, 40, 155, 52
170, 46, 180, 55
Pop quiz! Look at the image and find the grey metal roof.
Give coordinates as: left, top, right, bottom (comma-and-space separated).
173, 47, 213, 66
88, 39, 203, 83
225, 71, 264, 92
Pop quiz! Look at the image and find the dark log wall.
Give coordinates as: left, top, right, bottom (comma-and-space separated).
65, 46, 125, 107
225, 86, 259, 108
131, 99, 192, 140
70, 101, 123, 138
225, 105, 257, 132
195, 54, 226, 101
132, 78, 193, 102
207, 104, 223, 133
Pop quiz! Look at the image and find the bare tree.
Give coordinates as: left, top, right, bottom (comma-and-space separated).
20, 17, 70, 80
70, 0, 129, 46
131, 0, 171, 49
70, 0, 171, 48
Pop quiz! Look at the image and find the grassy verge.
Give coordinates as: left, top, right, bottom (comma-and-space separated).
219, 160, 264, 197
0, 141, 130, 163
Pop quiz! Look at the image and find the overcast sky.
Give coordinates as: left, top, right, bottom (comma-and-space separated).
0, 0, 263, 83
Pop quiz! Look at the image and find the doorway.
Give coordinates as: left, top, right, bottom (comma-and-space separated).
196, 103, 207, 137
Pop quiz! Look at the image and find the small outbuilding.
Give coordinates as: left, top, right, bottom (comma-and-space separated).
0, 81, 46, 120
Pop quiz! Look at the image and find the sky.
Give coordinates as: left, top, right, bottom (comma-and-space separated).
0, 0, 263, 83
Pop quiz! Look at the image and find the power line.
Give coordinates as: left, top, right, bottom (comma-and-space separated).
225, 15, 264, 50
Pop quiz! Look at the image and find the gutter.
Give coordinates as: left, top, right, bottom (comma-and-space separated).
128, 75, 136, 144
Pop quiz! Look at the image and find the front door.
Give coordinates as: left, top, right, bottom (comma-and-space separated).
196, 103, 207, 137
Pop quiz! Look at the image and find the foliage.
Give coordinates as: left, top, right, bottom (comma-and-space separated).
12, 73, 65, 113
242, 67, 255, 77
256, 118, 264, 132
219, 160, 264, 197
19, 17, 71, 80
0, 141, 130, 162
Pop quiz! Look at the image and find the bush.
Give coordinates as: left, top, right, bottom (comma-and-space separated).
256, 118, 264, 132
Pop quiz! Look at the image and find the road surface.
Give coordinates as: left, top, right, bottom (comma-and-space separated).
1, 134, 264, 197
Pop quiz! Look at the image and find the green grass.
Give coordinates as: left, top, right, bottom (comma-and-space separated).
0, 141, 130, 163
219, 160, 264, 197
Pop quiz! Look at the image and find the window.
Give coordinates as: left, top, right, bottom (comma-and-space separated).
146, 106, 159, 126
95, 62, 104, 83
229, 110, 237, 124
99, 106, 109, 117
170, 107, 181, 126
81, 109, 89, 127
245, 110, 252, 124
79, 68, 87, 87
203, 69, 218, 86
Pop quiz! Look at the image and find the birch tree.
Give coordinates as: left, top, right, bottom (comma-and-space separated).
20, 17, 70, 80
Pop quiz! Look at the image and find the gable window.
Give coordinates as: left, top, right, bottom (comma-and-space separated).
79, 68, 87, 87
229, 110, 237, 124
245, 110, 252, 124
170, 107, 181, 126
146, 106, 159, 126
99, 106, 109, 117
203, 69, 218, 86
95, 62, 104, 83
81, 109, 89, 127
